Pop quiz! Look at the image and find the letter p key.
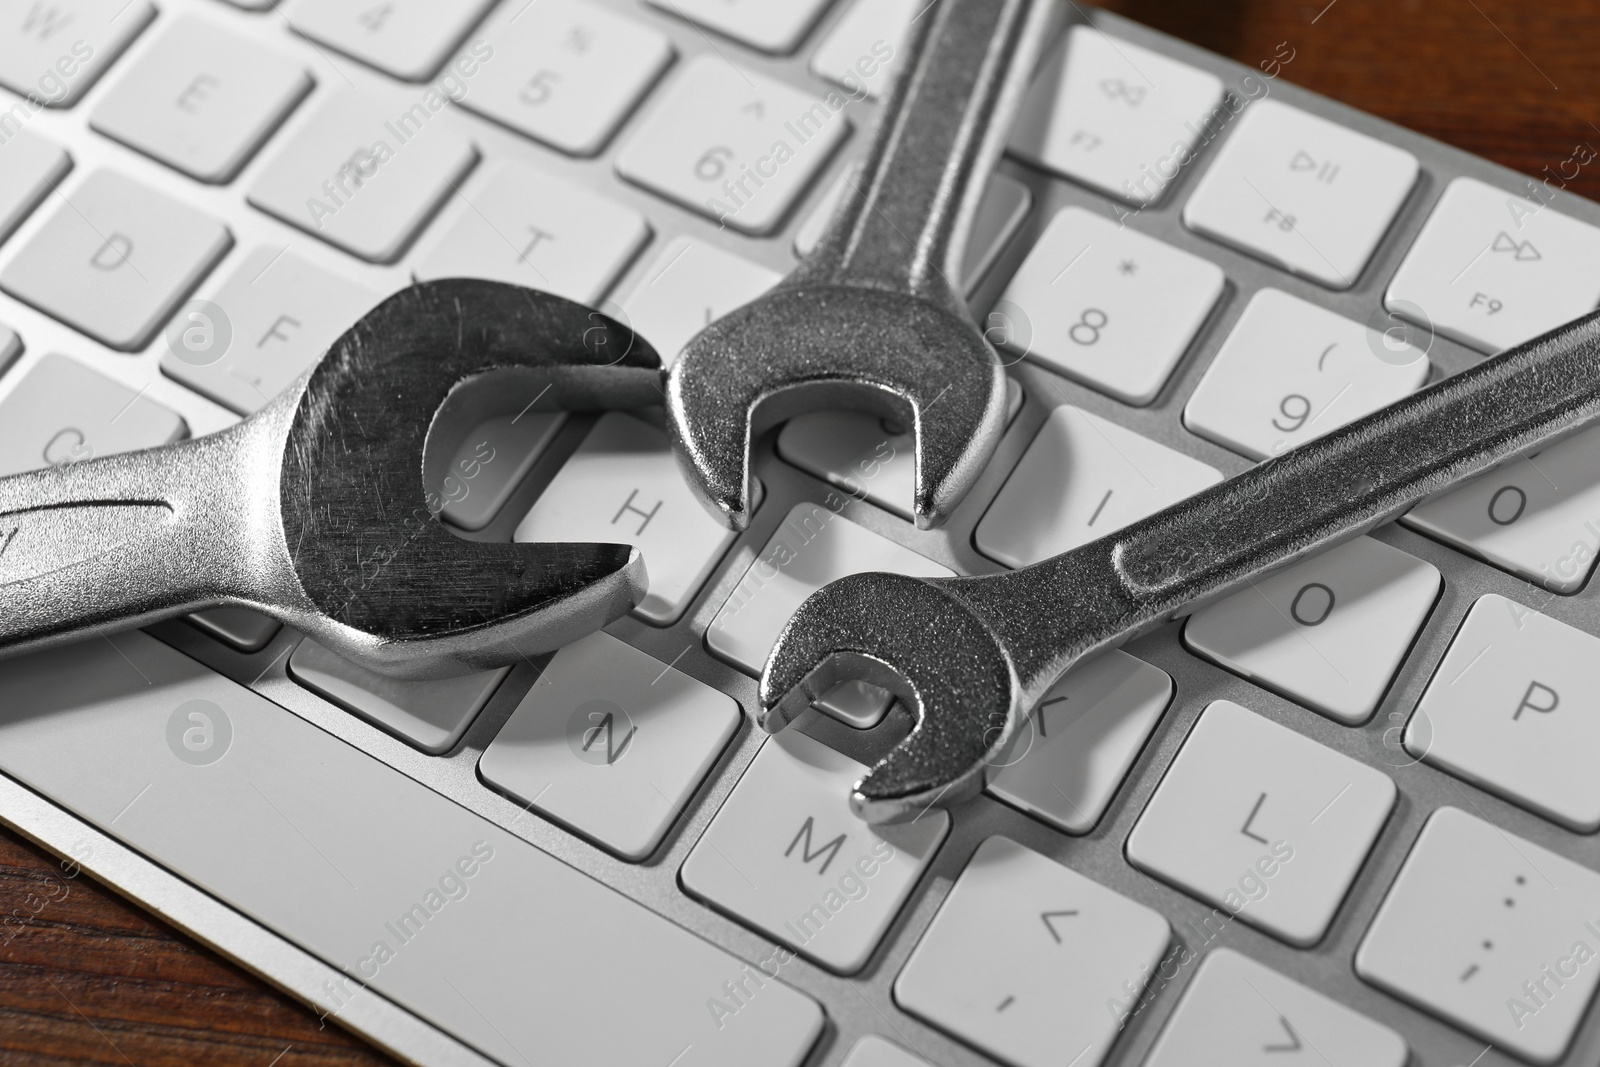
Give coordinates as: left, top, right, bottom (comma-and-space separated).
1513, 680, 1560, 720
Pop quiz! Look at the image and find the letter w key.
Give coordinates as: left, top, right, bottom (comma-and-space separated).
21, 3, 74, 40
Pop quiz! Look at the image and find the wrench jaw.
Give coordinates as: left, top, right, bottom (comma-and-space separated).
666, 284, 1008, 532
281, 544, 649, 680
759, 570, 1023, 825
276, 278, 666, 679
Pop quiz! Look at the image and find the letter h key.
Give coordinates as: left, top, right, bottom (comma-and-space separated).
613, 488, 663, 535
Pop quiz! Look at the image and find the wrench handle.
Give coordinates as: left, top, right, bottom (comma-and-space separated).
1112, 310, 1600, 601
797, 0, 1050, 301
961, 309, 1600, 692
0, 429, 258, 659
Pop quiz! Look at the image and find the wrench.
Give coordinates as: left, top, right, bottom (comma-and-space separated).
761, 308, 1600, 823
667, 0, 1053, 531
0, 279, 662, 679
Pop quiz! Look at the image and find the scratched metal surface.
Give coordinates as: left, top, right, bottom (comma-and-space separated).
1, 3, 1598, 1066
280, 279, 659, 657
665, 0, 1043, 533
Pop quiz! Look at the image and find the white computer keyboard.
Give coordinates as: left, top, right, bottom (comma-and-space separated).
2, 2, 1600, 1066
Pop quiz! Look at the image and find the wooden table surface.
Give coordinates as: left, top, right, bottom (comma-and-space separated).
5, 1, 1600, 1063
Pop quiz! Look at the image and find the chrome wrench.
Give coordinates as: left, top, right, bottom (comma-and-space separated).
761, 308, 1600, 822
667, 0, 1053, 531
0, 279, 661, 678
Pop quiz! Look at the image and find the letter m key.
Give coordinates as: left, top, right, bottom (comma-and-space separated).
785, 816, 846, 875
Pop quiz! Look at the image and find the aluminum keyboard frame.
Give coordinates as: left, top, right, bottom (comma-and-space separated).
0, 3, 1596, 1066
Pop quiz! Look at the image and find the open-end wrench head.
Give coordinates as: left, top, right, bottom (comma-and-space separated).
760, 570, 1022, 823
666, 284, 1007, 532
278, 278, 665, 678
0, 279, 667, 677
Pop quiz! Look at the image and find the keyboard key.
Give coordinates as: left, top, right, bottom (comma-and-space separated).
479, 631, 738, 861
987, 650, 1172, 834
681, 728, 948, 973
707, 501, 953, 728
283, 0, 497, 81
1407, 594, 1600, 831
1186, 537, 1440, 726
619, 235, 783, 366
458, 0, 674, 157
1126, 700, 1395, 946
648, 0, 833, 54
0, 129, 69, 245
1184, 288, 1429, 459
896, 836, 1169, 1067
289, 638, 508, 755
186, 608, 282, 653
0, 354, 185, 477
0, 326, 19, 375
777, 378, 1021, 523
1387, 176, 1600, 353
160, 247, 378, 416
416, 161, 650, 304
1404, 424, 1600, 593
1183, 99, 1418, 288
1356, 807, 1600, 1063
1009, 25, 1224, 207
0, 0, 155, 107
0, 169, 232, 351
90, 17, 312, 183
0, 631, 824, 1067
975, 405, 1222, 568
796, 170, 1031, 292
808, 0, 912, 99
248, 88, 478, 263
616, 56, 849, 235
1143, 948, 1407, 1067
993, 205, 1224, 404
515, 412, 754, 625
437, 409, 566, 532
839, 1036, 930, 1067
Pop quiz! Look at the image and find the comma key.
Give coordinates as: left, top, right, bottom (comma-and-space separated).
895, 836, 1169, 1067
